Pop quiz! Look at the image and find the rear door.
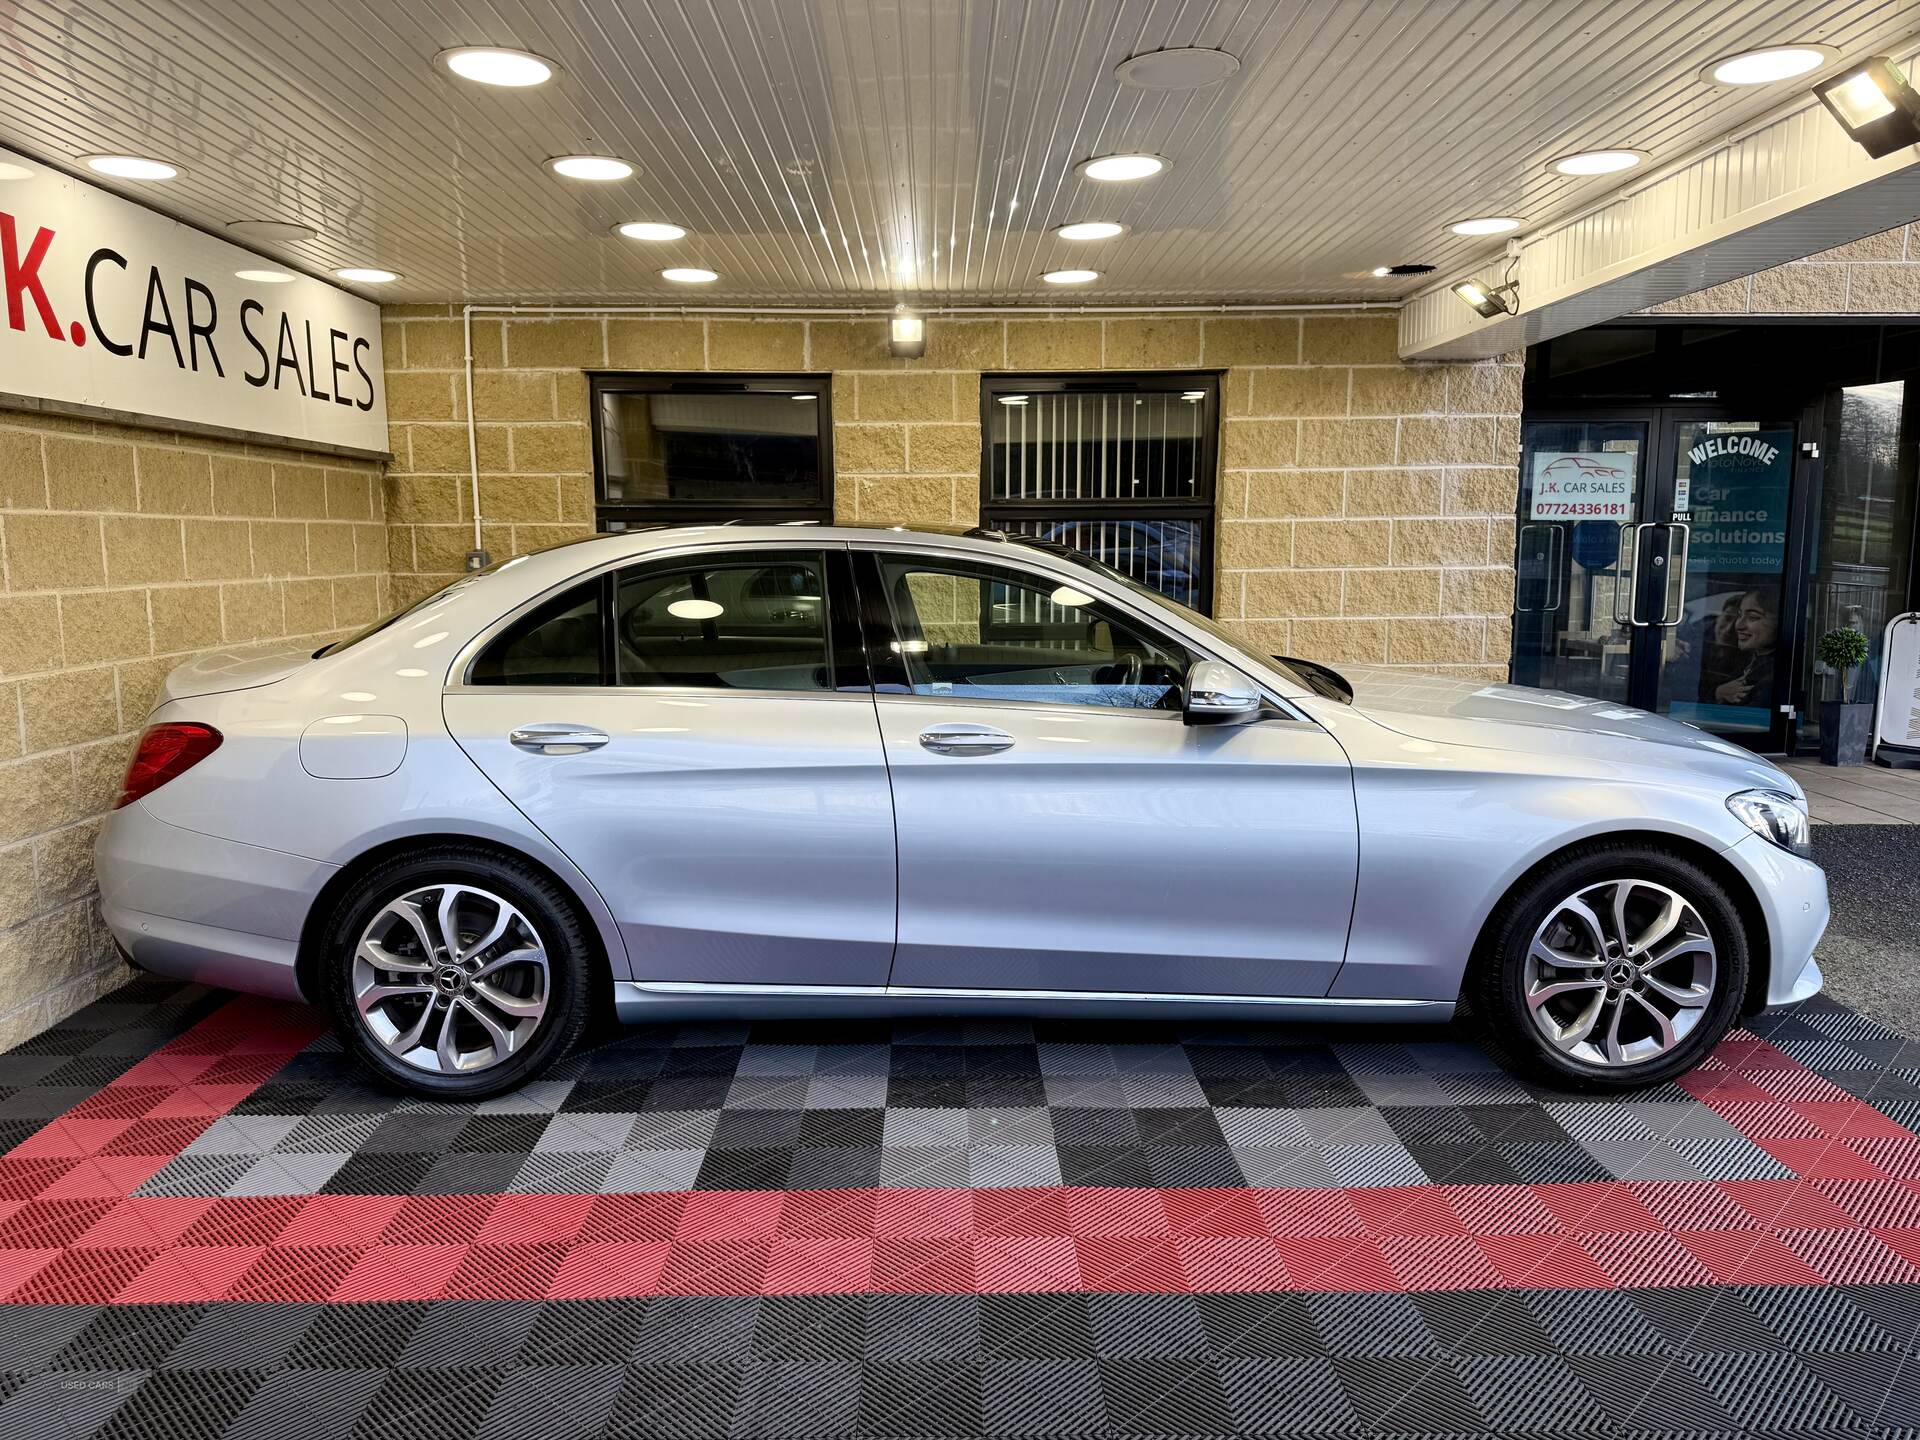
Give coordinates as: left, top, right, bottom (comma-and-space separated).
443, 545, 897, 987
857, 545, 1359, 998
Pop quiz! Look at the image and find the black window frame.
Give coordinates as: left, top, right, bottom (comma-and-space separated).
979, 371, 1221, 614
589, 372, 835, 529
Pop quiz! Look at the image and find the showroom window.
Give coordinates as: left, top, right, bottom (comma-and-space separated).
980, 373, 1218, 612
592, 375, 833, 529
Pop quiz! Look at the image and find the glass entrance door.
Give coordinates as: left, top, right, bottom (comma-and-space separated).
1513, 410, 1803, 750
1512, 418, 1647, 705
1651, 417, 1799, 745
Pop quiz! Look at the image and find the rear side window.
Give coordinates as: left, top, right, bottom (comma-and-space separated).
469, 581, 606, 685
615, 554, 832, 691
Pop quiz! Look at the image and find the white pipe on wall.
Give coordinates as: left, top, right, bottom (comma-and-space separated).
453, 299, 1404, 549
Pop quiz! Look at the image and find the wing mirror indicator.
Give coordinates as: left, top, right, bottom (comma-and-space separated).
1183, 659, 1262, 725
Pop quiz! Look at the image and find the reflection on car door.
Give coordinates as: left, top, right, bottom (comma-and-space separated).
857, 547, 1358, 999
444, 546, 898, 987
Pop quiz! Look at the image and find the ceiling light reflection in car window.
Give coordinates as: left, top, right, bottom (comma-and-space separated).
666, 599, 725, 620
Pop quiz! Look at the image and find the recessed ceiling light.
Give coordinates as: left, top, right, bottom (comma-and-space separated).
1370, 266, 1392, 278
547, 154, 633, 181
615, 221, 687, 241
1076, 154, 1166, 182
1053, 220, 1126, 241
1702, 44, 1836, 85
1113, 47, 1241, 89
235, 269, 296, 284
82, 154, 177, 180
1041, 268, 1099, 285
227, 219, 318, 245
0, 161, 33, 181
438, 46, 554, 87
1180, 390, 1206, 401
998, 395, 1030, 406
335, 267, 399, 284
791, 393, 817, 400
661, 267, 718, 284
1549, 148, 1646, 176
1448, 216, 1524, 236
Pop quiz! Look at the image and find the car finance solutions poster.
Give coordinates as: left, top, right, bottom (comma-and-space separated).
1664, 426, 1794, 734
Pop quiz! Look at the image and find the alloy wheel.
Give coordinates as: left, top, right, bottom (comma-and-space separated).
351, 884, 550, 1074
1522, 878, 1717, 1067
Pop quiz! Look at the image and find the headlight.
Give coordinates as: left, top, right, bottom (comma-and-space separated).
1726, 789, 1812, 858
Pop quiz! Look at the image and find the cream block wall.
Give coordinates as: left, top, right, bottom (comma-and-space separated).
379, 307, 1522, 677
1642, 224, 1920, 315
0, 409, 388, 1046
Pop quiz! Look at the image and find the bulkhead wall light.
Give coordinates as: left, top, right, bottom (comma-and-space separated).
888, 305, 927, 358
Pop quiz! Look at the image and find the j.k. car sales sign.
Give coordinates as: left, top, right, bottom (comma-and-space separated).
0, 146, 386, 453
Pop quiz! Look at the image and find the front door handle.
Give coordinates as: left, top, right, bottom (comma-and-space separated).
510, 723, 610, 754
918, 723, 1014, 756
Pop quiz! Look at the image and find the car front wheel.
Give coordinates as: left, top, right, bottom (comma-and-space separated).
1468, 843, 1750, 1090
321, 846, 592, 1099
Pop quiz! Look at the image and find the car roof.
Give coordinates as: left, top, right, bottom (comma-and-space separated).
509, 522, 1033, 569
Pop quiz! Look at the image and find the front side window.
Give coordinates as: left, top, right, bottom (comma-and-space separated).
615, 555, 832, 691
981, 374, 1218, 612
593, 376, 831, 529
877, 555, 1189, 711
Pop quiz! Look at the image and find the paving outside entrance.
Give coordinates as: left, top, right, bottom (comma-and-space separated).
1781, 760, 1920, 827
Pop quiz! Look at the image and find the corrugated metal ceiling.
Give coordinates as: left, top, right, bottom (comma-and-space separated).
0, 1, 1911, 305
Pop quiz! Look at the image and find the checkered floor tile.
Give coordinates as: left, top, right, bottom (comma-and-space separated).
4, 978, 1920, 1437
117, 1010, 1845, 1200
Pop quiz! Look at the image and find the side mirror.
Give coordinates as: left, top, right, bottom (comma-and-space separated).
1183, 658, 1262, 725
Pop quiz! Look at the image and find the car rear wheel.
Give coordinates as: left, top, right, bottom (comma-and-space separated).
321, 846, 592, 1099
1467, 843, 1749, 1090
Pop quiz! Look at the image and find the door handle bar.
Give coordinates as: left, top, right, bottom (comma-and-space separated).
918, 724, 1014, 756
1660, 523, 1691, 626
1612, 523, 1635, 626
510, 724, 610, 754
1627, 522, 1658, 627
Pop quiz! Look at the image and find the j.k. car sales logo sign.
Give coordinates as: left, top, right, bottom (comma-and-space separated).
0, 145, 385, 453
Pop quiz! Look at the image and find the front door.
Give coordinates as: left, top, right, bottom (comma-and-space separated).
1513, 410, 1807, 750
444, 546, 899, 988
856, 547, 1358, 999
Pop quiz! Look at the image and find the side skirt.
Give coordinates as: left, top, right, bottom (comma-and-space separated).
610, 980, 1454, 1026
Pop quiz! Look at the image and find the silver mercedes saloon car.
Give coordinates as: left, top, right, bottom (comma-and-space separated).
95, 525, 1828, 1099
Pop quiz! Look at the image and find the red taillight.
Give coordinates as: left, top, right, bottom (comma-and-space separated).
116, 723, 222, 809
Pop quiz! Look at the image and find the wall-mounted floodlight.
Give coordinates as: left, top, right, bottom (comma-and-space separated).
1452, 279, 1517, 318
888, 304, 926, 358
1814, 56, 1920, 158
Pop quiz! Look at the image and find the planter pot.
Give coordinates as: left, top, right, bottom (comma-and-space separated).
1819, 700, 1874, 766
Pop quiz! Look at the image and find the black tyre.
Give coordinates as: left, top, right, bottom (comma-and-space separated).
321, 845, 593, 1099
1466, 842, 1749, 1091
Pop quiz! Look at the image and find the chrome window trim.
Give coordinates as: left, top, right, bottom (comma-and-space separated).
442, 531, 1316, 725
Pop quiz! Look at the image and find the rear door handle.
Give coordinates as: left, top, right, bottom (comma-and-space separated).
918, 723, 1014, 756
510, 723, 609, 754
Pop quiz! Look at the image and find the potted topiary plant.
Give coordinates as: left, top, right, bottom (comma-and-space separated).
1817, 626, 1873, 766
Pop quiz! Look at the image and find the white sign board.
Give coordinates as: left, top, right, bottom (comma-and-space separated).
1875, 612, 1920, 761
1528, 452, 1635, 520
0, 146, 386, 453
